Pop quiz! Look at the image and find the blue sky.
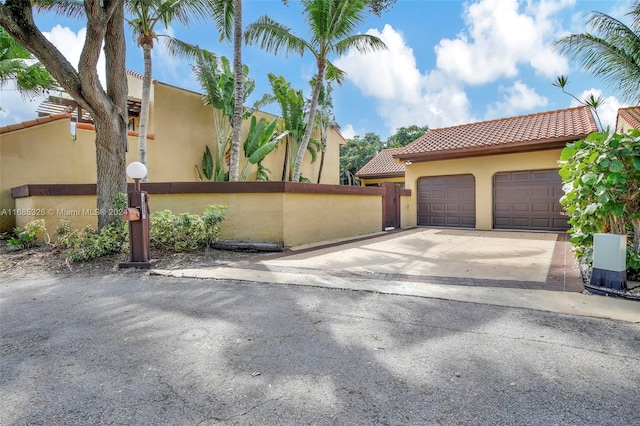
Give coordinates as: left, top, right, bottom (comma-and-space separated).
0, 0, 634, 139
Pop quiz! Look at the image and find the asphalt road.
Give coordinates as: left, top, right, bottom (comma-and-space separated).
1, 274, 639, 425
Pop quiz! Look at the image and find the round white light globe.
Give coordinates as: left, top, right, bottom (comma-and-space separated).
126, 162, 147, 179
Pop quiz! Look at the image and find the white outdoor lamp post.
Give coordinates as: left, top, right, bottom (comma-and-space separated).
119, 162, 151, 268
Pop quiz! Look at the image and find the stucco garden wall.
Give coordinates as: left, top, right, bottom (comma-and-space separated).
12, 183, 384, 247
402, 149, 563, 230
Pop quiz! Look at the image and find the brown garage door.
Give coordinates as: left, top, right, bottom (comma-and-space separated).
493, 169, 568, 231
417, 174, 475, 228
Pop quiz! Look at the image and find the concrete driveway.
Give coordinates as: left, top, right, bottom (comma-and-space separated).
158, 228, 582, 293
154, 228, 640, 323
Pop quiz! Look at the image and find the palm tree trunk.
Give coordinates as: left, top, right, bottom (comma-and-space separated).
292, 60, 325, 182
282, 138, 290, 181
317, 139, 326, 183
229, 0, 243, 182
138, 41, 153, 182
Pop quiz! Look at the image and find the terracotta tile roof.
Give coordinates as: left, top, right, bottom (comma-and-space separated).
394, 106, 598, 162
126, 69, 146, 80
356, 148, 405, 178
0, 113, 153, 139
617, 106, 640, 130
0, 113, 72, 135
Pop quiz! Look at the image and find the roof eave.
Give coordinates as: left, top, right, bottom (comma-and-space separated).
355, 171, 405, 179
393, 135, 591, 163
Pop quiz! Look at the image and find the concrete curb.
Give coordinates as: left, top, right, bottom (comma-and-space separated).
150, 266, 640, 324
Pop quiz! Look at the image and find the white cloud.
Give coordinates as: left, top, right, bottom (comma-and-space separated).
334, 1, 581, 135
1, 26, 105, 126
340, 124, 357, 140
485, 81, 548, 119
335, 25, 422, 103
44, 25, 106, 85
334, 25, 471, 134
569, 88, 623, 131
434, 0, 570, 84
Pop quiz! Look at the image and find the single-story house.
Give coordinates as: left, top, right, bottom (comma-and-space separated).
391, 106, 599, 231
355, 147, 405, 187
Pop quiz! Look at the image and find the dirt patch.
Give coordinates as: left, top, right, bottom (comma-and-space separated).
0, 240, 265, 280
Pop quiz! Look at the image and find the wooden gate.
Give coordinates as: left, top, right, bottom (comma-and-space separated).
381, 181, 402, 229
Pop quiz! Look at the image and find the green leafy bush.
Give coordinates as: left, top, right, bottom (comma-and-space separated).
7, 219, 46, 250
150, 205, 227, 251
55, 219, 128, 262
559, 130, 640, 273
55, 204, 227, 261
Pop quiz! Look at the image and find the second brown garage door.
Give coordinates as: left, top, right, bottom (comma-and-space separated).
417, 174, 475, 228
493, 169, 568, 231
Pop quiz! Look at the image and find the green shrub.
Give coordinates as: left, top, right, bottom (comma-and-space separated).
56, 219, 128, 263
150, 205, 226, 251
559, 130, 640, 270
54, 204, 227, 261
7, 219, 46, 250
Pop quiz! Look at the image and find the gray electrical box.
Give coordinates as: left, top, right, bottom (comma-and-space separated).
592, 233, 626, 272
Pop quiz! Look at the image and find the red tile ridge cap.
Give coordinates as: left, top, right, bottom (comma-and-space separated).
127, 69, 155, 83
75, 122, 154, 139
0, 113, 73, 135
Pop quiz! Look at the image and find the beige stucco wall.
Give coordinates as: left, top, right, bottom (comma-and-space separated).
403, 149, 563, 230
150, 192, 285, 243
149, 82, 343, 184
13, 195, 99, 233
616, 115, 638, 133
14, 191, 382, 247
0, 120, 139, 231
282, 193, 381, 246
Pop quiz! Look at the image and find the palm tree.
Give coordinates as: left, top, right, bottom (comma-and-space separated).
553, 1, 640, 104
0, 27, 58, 102
312, 79, 336, 183
257, 73, 322, 181
126, 0, 226, 181
245, 0, 387, 182
187, 50, 254, 181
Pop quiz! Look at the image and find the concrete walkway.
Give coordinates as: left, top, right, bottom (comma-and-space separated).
152, 228, 640, 323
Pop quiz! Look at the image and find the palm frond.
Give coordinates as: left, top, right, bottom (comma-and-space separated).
244, 15, 310, 57
553, 2, 640, 104
334, 34, 387, 56
33, 0, 85, 18
555, 33, 640, 103
325, 60, 346, 85
211, 0, 234, 41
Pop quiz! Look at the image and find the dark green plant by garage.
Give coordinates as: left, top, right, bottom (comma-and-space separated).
559, 130, 640, 274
